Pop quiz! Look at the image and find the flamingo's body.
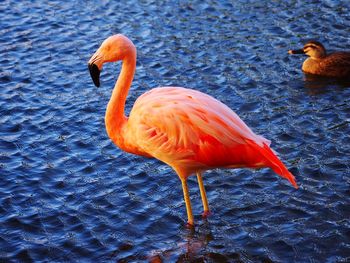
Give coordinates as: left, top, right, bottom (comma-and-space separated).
88, 34, 298, 225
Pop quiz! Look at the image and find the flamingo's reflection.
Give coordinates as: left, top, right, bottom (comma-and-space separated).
149, 220, 214, 262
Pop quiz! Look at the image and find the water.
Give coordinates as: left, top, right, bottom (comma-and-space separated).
1, 0, 349, 262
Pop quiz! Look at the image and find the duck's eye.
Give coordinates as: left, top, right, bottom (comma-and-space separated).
303, 45, 317, 53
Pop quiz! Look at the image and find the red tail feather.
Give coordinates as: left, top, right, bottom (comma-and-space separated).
246, 139, 298, 189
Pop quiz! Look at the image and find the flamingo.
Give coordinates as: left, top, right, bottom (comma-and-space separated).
88, 34, 298, 226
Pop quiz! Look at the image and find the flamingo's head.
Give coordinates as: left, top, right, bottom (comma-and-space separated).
88, 34, 136, 87
288, 40, 326, 59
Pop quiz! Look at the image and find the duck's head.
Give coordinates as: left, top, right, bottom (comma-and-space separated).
288, 40, 326, 59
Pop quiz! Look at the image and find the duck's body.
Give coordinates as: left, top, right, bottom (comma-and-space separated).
301, 52, 350, 77
289, 41, 350, 78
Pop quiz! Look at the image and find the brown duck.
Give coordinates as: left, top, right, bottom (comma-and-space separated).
288, 40, 350, 78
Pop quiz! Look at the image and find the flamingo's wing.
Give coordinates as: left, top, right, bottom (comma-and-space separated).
126, 87, 269, 165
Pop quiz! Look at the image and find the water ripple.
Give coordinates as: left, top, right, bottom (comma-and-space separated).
1, 0, 350, 262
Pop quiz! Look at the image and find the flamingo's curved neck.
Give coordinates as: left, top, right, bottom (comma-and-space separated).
105, 51, 136, 142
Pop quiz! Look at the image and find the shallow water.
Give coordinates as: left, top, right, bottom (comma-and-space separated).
1, 0, 350, 262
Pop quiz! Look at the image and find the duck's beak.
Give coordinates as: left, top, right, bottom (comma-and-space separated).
88, 63, 100, 87
288, 49, 305, 55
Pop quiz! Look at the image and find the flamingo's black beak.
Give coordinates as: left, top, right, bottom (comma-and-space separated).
288, 49, 305, 55
88, 63, 101, 87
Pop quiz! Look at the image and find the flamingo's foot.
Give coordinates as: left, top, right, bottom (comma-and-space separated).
202, 210, 211, 218
185, 221, 195, 229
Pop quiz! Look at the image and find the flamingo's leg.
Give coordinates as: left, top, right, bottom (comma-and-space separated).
196, 172, 210, 217
181, 178, 194, 225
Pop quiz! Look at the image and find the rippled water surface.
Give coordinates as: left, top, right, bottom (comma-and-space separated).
1, 0, 350, 262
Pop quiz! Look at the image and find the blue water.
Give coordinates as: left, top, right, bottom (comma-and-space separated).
1, 0, 349, 262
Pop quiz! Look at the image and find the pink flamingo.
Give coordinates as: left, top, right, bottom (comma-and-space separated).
88, 34, 298, 226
